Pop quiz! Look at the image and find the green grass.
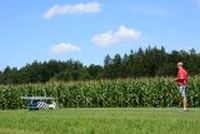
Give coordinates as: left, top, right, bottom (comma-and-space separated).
0, 108, 200, 134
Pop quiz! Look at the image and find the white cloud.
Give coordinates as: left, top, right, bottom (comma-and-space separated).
92, 25, 141, 47
50, 43, 80, 55
92, 31, 119, 46
44, 2, 100, 19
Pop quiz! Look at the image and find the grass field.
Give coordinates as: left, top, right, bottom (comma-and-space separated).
0, 108, 200, 134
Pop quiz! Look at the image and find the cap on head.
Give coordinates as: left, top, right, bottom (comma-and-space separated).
177, 62, 183, 67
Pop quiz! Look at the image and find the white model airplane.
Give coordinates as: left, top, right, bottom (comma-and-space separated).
20, 96, 56, 110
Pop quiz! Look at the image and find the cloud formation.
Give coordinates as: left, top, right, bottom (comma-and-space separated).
44, 2, 100, 19
50, 42, 80, 55
92, 25, 141, 47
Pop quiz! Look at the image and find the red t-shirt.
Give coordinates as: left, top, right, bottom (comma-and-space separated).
176, 67, 188, 86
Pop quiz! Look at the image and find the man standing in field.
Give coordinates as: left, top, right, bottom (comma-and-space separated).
176, 62, 188, 111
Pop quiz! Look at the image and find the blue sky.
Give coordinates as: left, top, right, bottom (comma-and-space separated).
0, 0, 200, 70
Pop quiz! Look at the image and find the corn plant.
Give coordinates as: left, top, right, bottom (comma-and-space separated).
0, 77, 200, 109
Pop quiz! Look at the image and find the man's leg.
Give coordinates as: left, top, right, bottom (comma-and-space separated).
182, 86, 187, 111
183, 96, 187, 111
180, 85, 187, 111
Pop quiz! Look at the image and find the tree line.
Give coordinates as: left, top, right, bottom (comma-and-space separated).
0, 46, 199, 84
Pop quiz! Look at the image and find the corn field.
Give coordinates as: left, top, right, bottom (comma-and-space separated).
0, 77, 200, 109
